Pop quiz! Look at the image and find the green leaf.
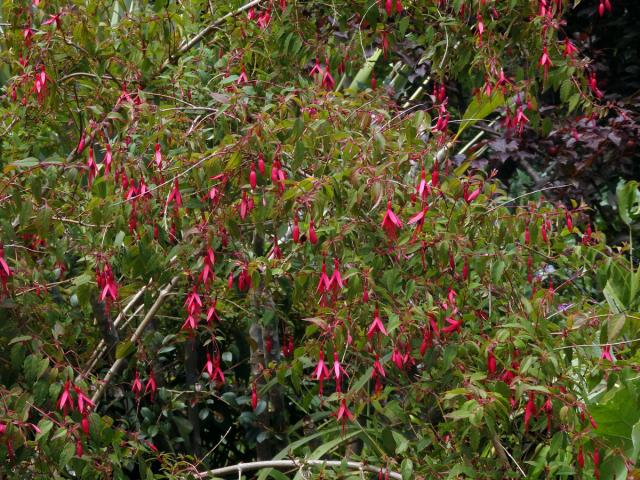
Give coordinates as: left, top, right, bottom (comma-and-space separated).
115, 340, 135, 359
608, 313, 626, 342
616, 180, 640, 226
457, 92, 505, 136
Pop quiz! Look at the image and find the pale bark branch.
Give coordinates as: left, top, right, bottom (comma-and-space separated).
193, 459, 403, 479
90, 275, 180, 405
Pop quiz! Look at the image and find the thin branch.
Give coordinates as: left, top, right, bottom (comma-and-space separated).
485, 184, 571, 213
192, 459, 403, 479
154, 0, 264, 78
554, 336, 640, 351
90, 275, 180, 405
78, 283, 150, 382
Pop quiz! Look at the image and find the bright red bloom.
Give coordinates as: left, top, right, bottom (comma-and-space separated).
367, 307, 388, 340
329, 258, 344, 292
524, 394, 537, 432
251, 383, 258, 410
57, 380, 74, 413
336, 398, 354, 432
132, 370, 143, 399
154, 143, 162, 170
487, 349, 497, 375
381, 200, 402, 240
308, 219, 318, 244
332, 351, 348, 381
538, 46, 553, 79
145, 371, 157, 401
73, 385, 94, 414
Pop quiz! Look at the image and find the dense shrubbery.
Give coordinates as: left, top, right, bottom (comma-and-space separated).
1, 1, 639, 479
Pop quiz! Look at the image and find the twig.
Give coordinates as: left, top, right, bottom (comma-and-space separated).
192, 459, 402, 479
90, 275, 180, 405
492, 436, 526, 477
155, 0, 264, 77
485, 184, 571, 213
78, 284, 150, 382
554, 336, 640, 350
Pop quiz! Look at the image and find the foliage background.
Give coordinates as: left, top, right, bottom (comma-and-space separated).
0, 0, 639, 479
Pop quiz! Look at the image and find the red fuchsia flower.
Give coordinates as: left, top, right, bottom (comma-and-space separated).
332, 351, 348, 381
598, 0, 611, 16
563, 38, 578, 59
381, 200, 402, 240
81, 413, 90, 436
76, 439, 83, 457
203, 353, 215, 378
372, 354, 386, 379
329, 258, 344, 293
431, 160, 439, 188
419, 327, 432, 355
154, 143, 163, 170
539, 46, 553, 80
336, 398, 354, 432
145, 370, 157, 401
464, 184, 481, 204
313, 350, 330, 382
582, 223, 593, 245
381, 31, 389, 59
0, 246, 13, 292
42, 12, 63, 29
416, 166, 431, 201
593, 448, 600, 479
565, 209, 573, 231
543, 397, 553, 433
321, 60, 335, 90
308, 219, 318, 245
256, 153, 266, 176
23, 27, 34, 46
87, 147, 97, 187
237, 66, 248, 85
199, 247, 216, 288
132, 370, 143, 399
384, 0, 393, 16
367, 307, 388, 340
247, 6, 256, 20
238, 266, 252, 292
185, 286, 202, 314
257, 7, 271, 29
251, 383, 258, 410
588, 71, 604, 99
600, 344, 613, 361
57, 380, 74, 413
73, 385, 94, 414
395, 0, 403, 14
316, 261, 331, 295
167, 178, 183, 208
371, 73, 377, 91
97, 263, 118, 307
309, 57, 322, 77
292, 217, 301, 243
249, 163, 257, 190
206, 298, 220, 325
462, 258, 469, 281
524, 394, 537, 432
577, 445, 585, 469
104, 143, 112, 177
441, 316, 462, 335
407, 207, 427, 237
487, 349, 497, 375
476, 13, 484, 45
